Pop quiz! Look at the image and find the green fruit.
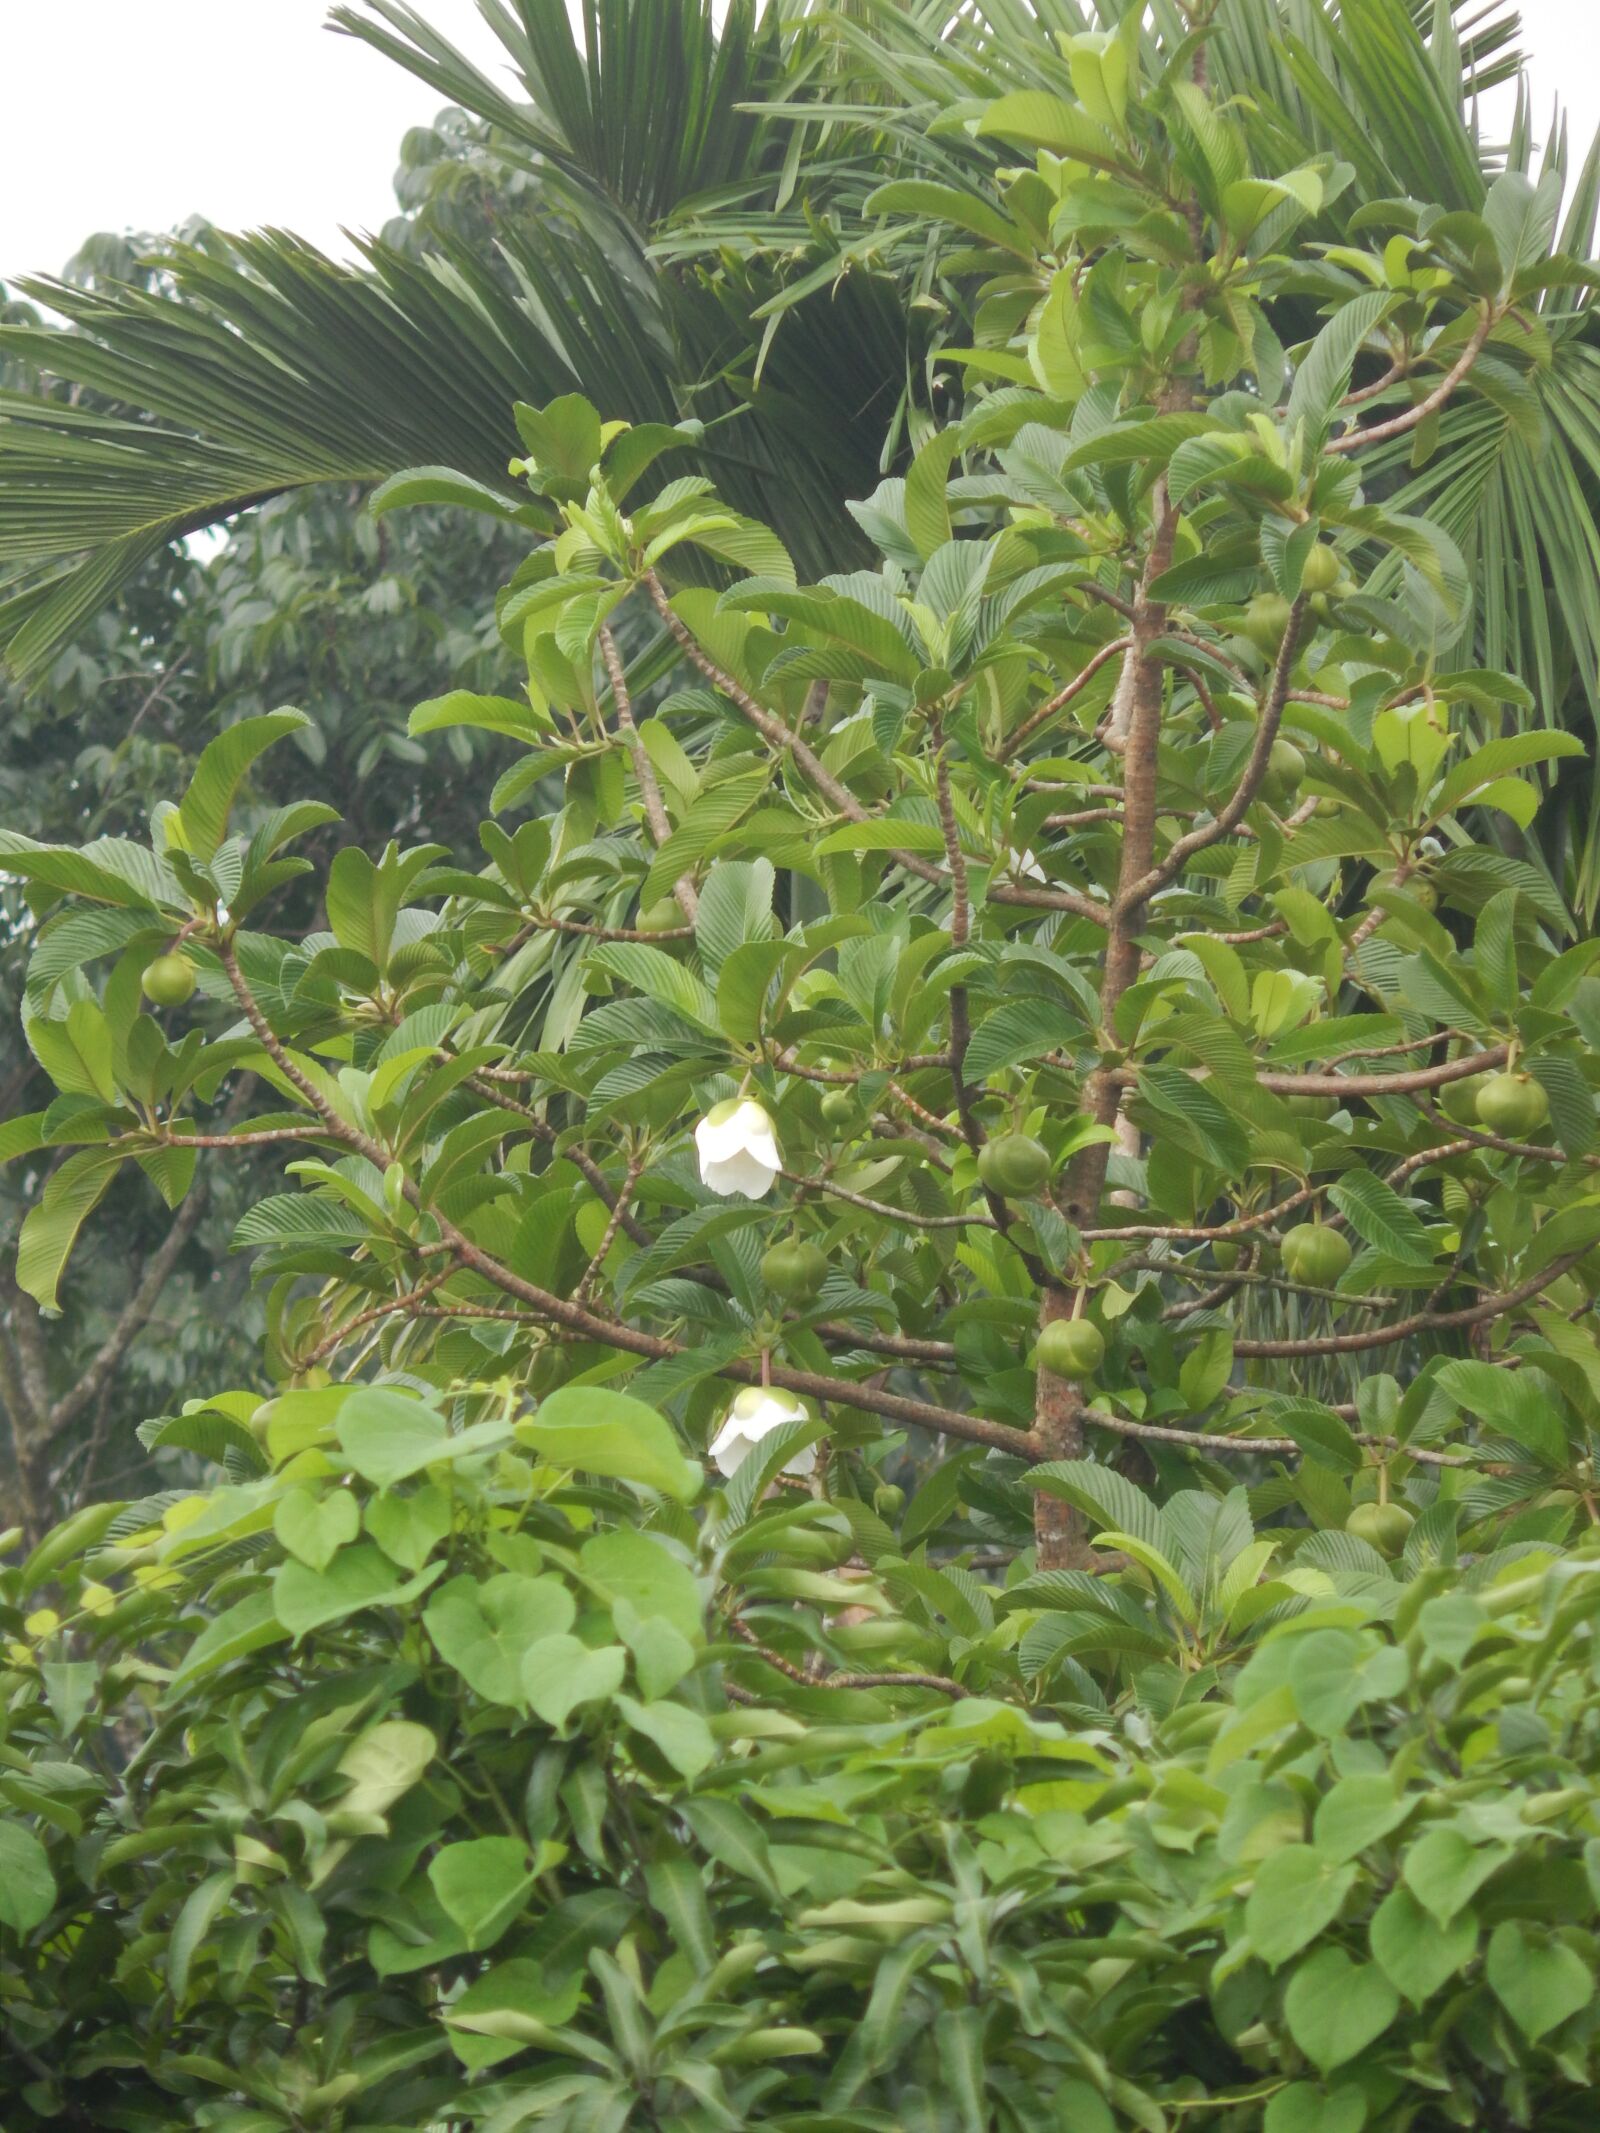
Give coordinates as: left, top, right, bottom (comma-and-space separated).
1286, 1093, 1334, 1119
635, 897, 684, 934
1474, 1071, 1549, 1138
1346, 1501, 1415, 1559
1300, 542, 1342, 594
873, 1483, 906, 1520
1240, 591, 1293, 655
1439, 1074, 1488, 1127
761, 1240, 828, 1303
1212, 1239, 1242, 1271
819, 1088, 859, 1129
1313, 794, 1342, 817
141, 951, 198, 1007
1035, 1318, 1105, 1381
1260, 739, 1306, 809
977, 1132, 1051, 1199
1280, 1222, 1353, 1289
1368, 870, 1437, 914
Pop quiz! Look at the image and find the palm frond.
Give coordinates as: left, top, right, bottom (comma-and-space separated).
0, 0, 1589, 715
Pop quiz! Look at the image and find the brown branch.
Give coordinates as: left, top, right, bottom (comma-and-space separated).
1256, 1045, 1507, 1099
600, 621, 698, 924
1119, 596, 1307, 908
728, 1619, 967, 1698
531, 912, 695, 943
1232, 1249, 1588, 1359
1105, 1044, 1509, 1101
779, 1169, 992, 1229
645, 569, 945, 885
647, 570, 1111, 927
935, 748, 970, 950
463, 1076, 653, 1249
1073, 1405, 1470, 1469
1000, 636, 1131, 759
218, 945, 1035, 1460
1326, 305, 1495, 455
574, 1153, 643, 1305
1340, 355, 1405, 407
303, 1265, 460, 1367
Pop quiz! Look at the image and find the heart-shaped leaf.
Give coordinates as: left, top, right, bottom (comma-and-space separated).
1369, 1887, 1477, 2004
425, 1574, 575, 1707
1313, 1776, 1414, 1865
273, 1483, 359, 1572
1264, 2083, 1368, 2133
522, 1635, 627, 1728
1284, 1947, 1399, 2073
1403, 1828, 1509, 1924
1486, 1921, 1594, 2040
429, 1838, 537, 1952
1245, 1845, 1357, 1968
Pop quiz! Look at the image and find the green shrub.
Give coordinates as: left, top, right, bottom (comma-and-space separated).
7, 1432, 1600, 2128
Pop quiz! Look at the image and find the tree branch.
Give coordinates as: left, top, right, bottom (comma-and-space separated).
1119, 596, 1307, 908
600, 621, 698, 924
1326, 305, 1495, 455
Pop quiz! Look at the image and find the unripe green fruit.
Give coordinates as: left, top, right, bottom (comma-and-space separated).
1286, 1093, 1334, 1119
1280, 1222, 1353, 1289
873, 1483, 905, 1520
1346, 1501, 1415, 1558
1035, 1318, 1105, 1381
761, 1240, 828, 1303
635, 897, 684, 934
1300, 543, 1342, 594
1439, 1074, 1488, 1127
1240, 592, 1293, 655
141, 952, 197, 1007
1260, 739, 1306, 809
819, 1088, 859, 1129
1212, 1239, 1242, 1271
977, 1132, 1051, 1199
1368, 870, 1437, 914
1314, 794, 1342, 817
1475, 1071, 1549, 1137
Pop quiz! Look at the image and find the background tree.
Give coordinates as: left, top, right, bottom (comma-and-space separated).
0, 198, 529, 1538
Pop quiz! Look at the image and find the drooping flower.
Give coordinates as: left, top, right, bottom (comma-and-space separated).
695, 1097, 781, 1199
707, 1386, 815, 1478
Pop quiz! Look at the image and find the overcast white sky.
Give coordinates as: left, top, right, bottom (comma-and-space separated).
1, 0, 1596, 288
1, 1, 510, 286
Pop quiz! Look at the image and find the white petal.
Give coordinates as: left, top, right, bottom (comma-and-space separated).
696, 1111, 751, 1165
707, 1416, 754, 1475
741, 1119, 782, 1169
740, 1391, 809, 1433
704, 1149, 778, 1199
783, 1442, 818, 1477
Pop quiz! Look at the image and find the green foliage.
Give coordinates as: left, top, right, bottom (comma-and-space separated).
6, 7, 1600, 2126
7, 1431, 1600, 2128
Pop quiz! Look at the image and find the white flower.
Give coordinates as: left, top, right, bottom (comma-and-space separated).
695, 1097, 781, 1199
707, 1386, 815, 1479
1006, 848, 1047, 882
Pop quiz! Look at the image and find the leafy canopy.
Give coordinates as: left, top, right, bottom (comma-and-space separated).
7, 9, 1600, 2130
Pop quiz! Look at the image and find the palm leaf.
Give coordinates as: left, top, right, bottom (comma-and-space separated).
0, 0, 1582, 707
